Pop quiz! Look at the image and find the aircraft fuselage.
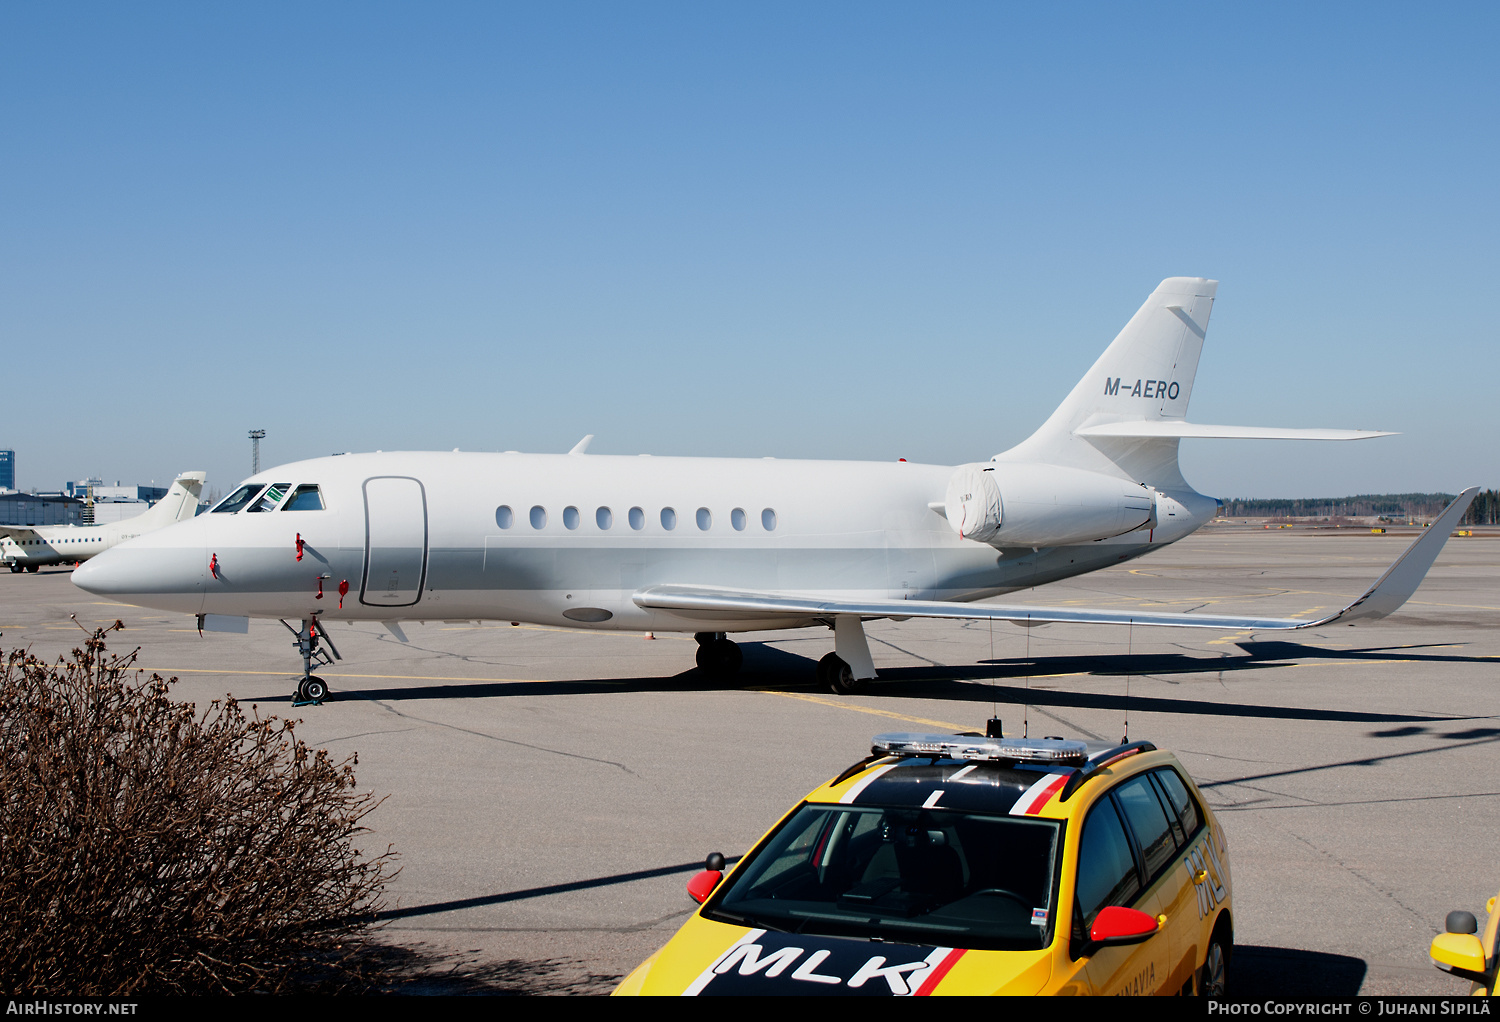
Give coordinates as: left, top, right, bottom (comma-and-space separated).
73, 451, 1216, 633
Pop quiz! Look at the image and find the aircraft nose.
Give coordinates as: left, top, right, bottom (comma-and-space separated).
73, 524, 207, 615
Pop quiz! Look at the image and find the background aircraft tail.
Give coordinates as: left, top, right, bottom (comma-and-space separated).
134, 472, 207, 527
999, 277, 1217, 487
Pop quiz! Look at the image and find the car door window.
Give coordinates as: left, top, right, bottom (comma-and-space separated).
1114, 776, 1177, 881
1075, 798, 1140, 926
1149, 773, 1186, 848
1152, 768, 1203, 843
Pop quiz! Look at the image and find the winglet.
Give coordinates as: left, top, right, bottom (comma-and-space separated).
1313, 487, 1480, 625
569, 435, 595, 455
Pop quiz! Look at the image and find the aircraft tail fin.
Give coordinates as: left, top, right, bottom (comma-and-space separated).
999, 278, 1392, 488
134, 472, 207, 527
999, 277, 1217, 485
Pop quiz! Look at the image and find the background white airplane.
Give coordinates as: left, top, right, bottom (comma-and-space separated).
73, 278, 1476, 703
1, 472, 206, 573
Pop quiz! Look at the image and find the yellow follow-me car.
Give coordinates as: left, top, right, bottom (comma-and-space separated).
1431, 894, 1499, 995
615, 726, 1232, 996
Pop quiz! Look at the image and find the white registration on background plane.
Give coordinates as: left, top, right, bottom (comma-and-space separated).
1, 472, 206, 573
73, 279, 1476, 703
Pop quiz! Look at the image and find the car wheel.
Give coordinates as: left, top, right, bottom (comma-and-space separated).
1199, 934, 1228, 997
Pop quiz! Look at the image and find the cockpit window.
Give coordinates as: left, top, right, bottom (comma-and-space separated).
212, 484, 265, 514
281, 485, 324, 511
246, 483, 291, 512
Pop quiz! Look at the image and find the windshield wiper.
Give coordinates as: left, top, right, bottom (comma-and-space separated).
709, 909, 790, 933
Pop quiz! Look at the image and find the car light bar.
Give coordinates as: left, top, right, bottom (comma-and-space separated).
872, 732, 1089, 765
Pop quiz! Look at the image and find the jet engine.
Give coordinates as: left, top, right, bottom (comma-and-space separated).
944, 462, 1156, 548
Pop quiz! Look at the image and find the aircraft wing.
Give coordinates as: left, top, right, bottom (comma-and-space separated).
0, 526, 43, 543
635, 488, 1479, 632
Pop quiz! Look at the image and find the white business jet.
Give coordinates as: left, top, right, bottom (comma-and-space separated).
73, 279, 1476, 704
2, 472, 206, 573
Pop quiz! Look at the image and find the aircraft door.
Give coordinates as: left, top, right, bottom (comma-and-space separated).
361, 476, 428, 607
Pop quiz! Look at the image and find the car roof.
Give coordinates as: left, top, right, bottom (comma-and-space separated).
810, 743, 1183, 821
813, 758, 1063, 813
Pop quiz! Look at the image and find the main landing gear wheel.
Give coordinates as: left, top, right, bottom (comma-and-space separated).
818, 652, 865, 695
25, 564, 39, 573
297, 676, 328, 705
8, 564, 21, 574
695, 637, 743, 679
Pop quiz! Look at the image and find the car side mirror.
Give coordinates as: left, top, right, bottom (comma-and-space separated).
1430, 932, 1489, 983
1083, 906, 1161, 956
1432, 911, 1491, 985
687, 852, 727, 905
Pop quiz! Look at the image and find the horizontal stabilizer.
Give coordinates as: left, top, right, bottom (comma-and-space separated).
635, 489, 1477, 632
1075, 422, 1395, 441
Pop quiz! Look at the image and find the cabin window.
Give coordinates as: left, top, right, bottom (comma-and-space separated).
696, 507, 712, 531
762, 508, 777, 531
563, 506, 580, 530
496, 505, 513, 529
212, 484, 263, 514
530, 505, 547, 529
282, 485, 324, 511
731, 507, 747, 531
247, 484, 291, 513
628, 507, 645, 531
596, 507, 612, 530
661, 507, 677, 531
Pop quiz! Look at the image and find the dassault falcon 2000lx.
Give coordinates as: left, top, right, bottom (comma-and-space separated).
75, 278, 1476, 704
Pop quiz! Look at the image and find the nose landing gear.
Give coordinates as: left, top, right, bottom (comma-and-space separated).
282, 617, 342, 705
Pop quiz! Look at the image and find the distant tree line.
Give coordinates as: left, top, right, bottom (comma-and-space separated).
1218, 491, 1499, 524
1462, 489, 1500, 525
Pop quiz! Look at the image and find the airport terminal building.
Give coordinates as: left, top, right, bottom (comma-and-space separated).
0, 492, 83, 526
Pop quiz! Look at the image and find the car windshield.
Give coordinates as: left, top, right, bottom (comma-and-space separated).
704, 803, 1062, 951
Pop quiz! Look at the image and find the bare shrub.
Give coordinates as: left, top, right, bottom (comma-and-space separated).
0, 625, 396, 994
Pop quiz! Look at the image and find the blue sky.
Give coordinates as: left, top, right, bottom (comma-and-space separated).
3, 2, 1495, 500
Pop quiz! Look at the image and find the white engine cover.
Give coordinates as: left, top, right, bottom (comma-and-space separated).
944, 462, 1155, 547
943, 465, 1003, 542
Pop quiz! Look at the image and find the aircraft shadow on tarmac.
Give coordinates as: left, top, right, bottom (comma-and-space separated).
254, 640, 1497, 728
375, 856, 739, 922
